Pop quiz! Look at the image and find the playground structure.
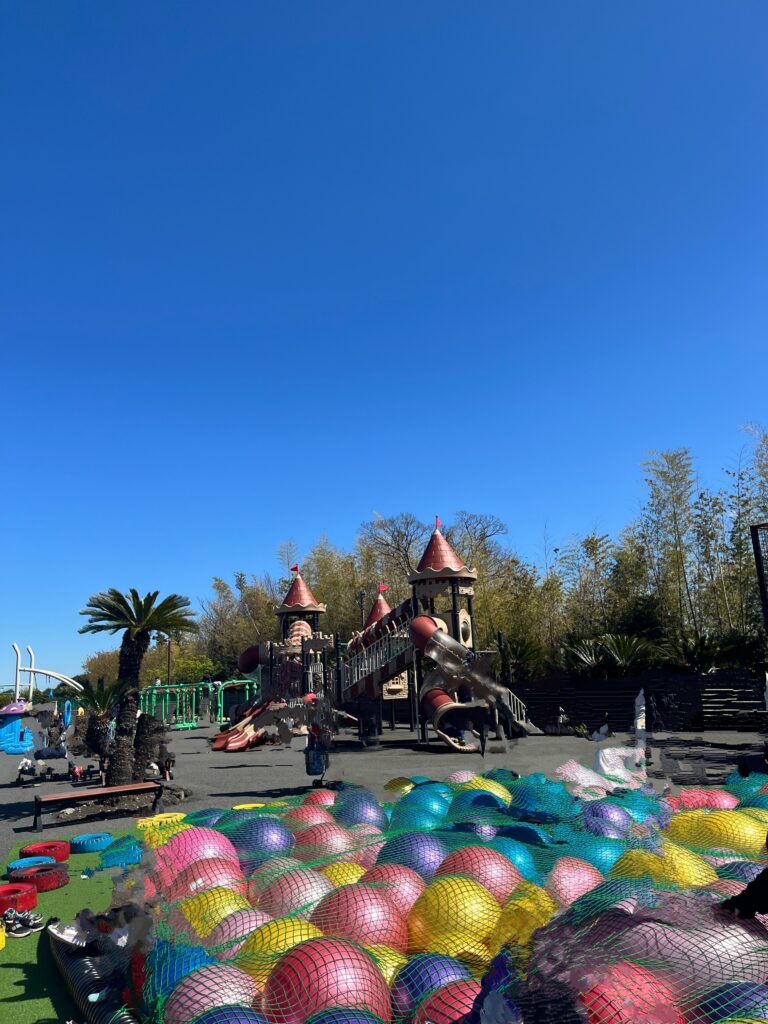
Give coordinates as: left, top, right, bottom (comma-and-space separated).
10, 643, 84, 701
342, 520, 537, 751
231, 522, 537, 753
138, 678, 261, 728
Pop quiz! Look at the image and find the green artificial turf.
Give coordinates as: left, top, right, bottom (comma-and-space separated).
0, 833, 136, 1024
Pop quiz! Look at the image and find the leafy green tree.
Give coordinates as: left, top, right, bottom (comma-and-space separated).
79, 589, 198, 785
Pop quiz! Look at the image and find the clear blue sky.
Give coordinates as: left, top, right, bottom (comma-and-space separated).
1, 2, 767, 680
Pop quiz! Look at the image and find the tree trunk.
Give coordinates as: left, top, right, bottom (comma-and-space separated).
106, 631, 150, 786
85, 713, 111, 761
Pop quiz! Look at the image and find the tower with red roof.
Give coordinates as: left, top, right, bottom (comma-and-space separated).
408, 517, 477, 650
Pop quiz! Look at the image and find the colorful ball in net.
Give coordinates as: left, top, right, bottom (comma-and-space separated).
263, 936, 392, 1024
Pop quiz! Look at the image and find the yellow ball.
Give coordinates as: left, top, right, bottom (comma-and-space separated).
320, 862, 367, 887
365, 945, 408, 985
739, 807, 768, 824
238, 917, 323, 985
429, 932, 492, 976
457, 777, 512, 807
610, 842, 716, 888
488, 884, 557, 957
670, 809, 767, 858
233, 802, 265, 810
408, 876, 500, 951
180, 886, 251, 938
384, 777, 415, 797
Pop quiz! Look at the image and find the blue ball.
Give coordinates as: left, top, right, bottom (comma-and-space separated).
397, 788, 450, 819
184, 808, 225, 827
575, 837, 626, 874
144, 941, 214, 1004
410, 775, 431, 785
497, 823, 552, 846
376, 831, 447, 880
414, 781, 453, 800
694, 982, 768, 1023
306, 1012, 383, 1024
392, 953, 472, 1019
389, 810, 446, 832
449, 791, 507, 818
488, 837, 542, 883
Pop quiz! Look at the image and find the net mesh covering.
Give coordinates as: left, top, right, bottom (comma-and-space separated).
109, 764, 768, 1024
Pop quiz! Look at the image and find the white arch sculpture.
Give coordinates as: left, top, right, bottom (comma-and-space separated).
11, 644, 84, 701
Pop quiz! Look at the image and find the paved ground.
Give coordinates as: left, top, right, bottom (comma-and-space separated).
1, 720, 764, 857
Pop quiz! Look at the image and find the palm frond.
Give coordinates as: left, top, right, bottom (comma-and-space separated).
79, 588, 197, 637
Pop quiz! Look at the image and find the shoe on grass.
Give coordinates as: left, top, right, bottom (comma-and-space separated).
16, 909, 44, 932
2, 910, 31, 938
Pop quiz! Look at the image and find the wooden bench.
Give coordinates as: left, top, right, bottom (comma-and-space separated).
33, 781, 163, 832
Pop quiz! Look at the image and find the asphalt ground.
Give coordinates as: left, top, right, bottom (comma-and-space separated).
0, 720, 763, 855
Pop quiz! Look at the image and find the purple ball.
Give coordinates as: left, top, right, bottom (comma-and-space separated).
334, 797, 389, 829
190, 1009, 268, 1024
716, 861, 764, 884
392, 954, 472, 1019
584, 817, 628, 839
376, 831, 448, 880
583, 800, 632, 832
227, 817, 294, 870
306, 1012, 383, 1024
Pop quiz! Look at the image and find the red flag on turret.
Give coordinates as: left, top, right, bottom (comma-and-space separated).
378, 584, 389, 592
435, 515, 441, 529
290, 564, 300, 573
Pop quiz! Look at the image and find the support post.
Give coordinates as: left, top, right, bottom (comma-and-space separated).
12, 644, 21, 701
26, 646, 36, 702
450, 581, 460, 642
334, 633, 343, 706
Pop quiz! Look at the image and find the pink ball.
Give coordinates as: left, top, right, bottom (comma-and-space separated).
708, 879, 746, 897
413, 980, 482, 1024
546, 856, 604, 906
447, 771, 476, 784
284, 806, 337, 829
258, 868, 334, 918
435, 847, 522, 904
143, 873, 158, 901
163, 963, 260, 1024
292, 823, 356, 863
310, 883, 409, 953
360, 863, 426, 914
165, 857, 245, 902
159, 827, 240, 872
263, 936, 392, 1024
349, 825, 386, 869
679, 788, 738, 810
206, 909, 273, 959
304, 790, 336, 807
580, 961, 683, 1024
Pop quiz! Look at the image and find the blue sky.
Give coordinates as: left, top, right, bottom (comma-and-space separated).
1, 2, 767, 680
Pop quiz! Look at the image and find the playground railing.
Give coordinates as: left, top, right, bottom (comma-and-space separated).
344, 630, 413, 696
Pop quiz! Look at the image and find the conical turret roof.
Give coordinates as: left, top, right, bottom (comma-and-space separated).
408, 527, 477, 583
276, 573, 326, 615
363, 593, 392, 630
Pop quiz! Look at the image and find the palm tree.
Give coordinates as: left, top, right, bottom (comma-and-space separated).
79, 589, 198, 785
78, 678, 135, 762
600, 634, 657, 675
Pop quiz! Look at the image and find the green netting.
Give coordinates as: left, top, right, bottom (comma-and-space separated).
61, 757, 768, 1024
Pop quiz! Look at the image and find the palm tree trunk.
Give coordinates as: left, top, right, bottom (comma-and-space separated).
106, 631, 150, 786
